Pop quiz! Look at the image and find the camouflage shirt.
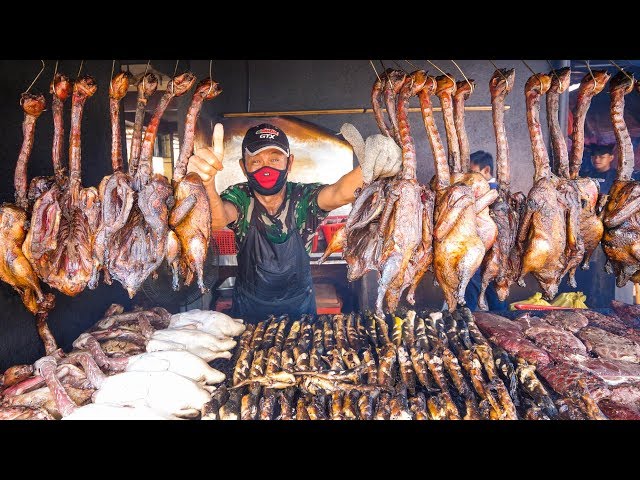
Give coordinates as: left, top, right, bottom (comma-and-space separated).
220, 182, 330, 253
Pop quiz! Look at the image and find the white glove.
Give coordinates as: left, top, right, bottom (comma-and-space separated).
340, 123, 402, 184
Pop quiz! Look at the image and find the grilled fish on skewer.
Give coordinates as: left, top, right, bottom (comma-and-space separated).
409, 346, 439, 393
356, 313, 369, 349
346, 313, 362, 351
262, 316, 280, 350
277, 390, 295, 420
365, 312, 379, 348
323, 316, 336, 352
493, 347, 520, 407
374, 392, 392, 420
389, 385, 412, 420
250, 319, 268, 349
241, 387, 260, 420
284, 320, 301, 350
409, 393, 429, 420
334, 314, 348, 350
423, 348, 461, 420
402, 310, 416, 349
377, 344, 397, 388
219, 389, 242, 420
357, 390, 378, 420
202, 387, 229, 420
306, 394, 328, 420
397, 345, 416, 395
296, 397, 310, 420
392, 316, 404, 347
330, 391, 344, 420
310, 323, 326, 371
231, 371, 297, 390
342, 389, 360, 420
259, 391, 277, 420
375, 315, 392, 346
515, 358, 558, 419
362, 348, 378, 385
426, 394, 447, 420
458, 349, 502, 419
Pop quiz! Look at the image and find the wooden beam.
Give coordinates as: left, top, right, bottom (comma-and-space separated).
223, 105, 508, 118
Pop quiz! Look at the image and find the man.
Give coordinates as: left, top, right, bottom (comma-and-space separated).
580, 144, 617, 194
465, 151, 507, 311
469, 150, 497, 187
187, 122, 401, 322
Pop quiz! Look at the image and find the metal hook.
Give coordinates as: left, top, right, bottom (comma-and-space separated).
109, 60, 116, 95
141, 59, 151, 91
546, 60, 562, 87
450, 59, 474, 94
171, 60, 179, 94
522, 60, 542, 91
51, 60, 60, 92
77, 60, 84, 78
404, 59, 419, 70
369, 60, 382, 83
24, 60, 45, 95
391, 60, 408, 74
489, 59, 510, 91
379, 60, 395, 90
610, 59, 633, 82
426, 60, 454, 83
207, 59, 215, 96
585, 60, 598, 94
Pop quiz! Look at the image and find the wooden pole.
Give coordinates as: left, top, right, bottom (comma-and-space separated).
223, 105, 508, 118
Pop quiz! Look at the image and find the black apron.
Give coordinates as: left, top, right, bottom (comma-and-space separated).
231, 195, 316, 323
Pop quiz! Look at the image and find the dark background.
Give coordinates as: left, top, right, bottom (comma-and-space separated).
1, 59, 635, 370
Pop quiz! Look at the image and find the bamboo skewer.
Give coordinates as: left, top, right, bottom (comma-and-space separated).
223, 105, 508, 118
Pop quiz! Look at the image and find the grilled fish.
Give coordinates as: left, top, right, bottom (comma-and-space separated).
374, 392, 392, 420
342, 389, 360, 420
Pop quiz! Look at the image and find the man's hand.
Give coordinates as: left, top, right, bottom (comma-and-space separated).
340, 123, 402, 184
187, 122, 225, 186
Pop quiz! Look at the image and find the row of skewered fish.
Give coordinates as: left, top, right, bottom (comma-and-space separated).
323, 64, 640, 318
0, 306, 245, 419
0, 66, 221, 354
210, 308, 610, 420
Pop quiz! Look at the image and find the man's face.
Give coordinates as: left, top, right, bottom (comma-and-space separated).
470, 163, 492, 181
591, 153, 614, 173
241, 148, 290, 174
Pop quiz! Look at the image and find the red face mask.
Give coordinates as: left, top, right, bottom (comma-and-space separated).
246, 164, 289, 195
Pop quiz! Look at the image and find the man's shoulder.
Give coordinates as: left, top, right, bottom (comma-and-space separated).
221, 182, 250, 195
288, 181, 326, 191
220, 182, 251, 207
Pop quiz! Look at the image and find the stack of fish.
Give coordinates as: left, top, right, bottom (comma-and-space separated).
209, 308, 568, 420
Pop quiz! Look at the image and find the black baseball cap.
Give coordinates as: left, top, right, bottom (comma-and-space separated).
242, 123, 290, 158
589, 144, 615, 157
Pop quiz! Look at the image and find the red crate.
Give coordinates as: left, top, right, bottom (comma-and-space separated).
312, 215, 347, 253
212, 229, 237, 255
321, 223, 346, 252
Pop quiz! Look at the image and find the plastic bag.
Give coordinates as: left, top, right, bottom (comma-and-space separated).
509, 292, 551, 310
550, 292, 588, 308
